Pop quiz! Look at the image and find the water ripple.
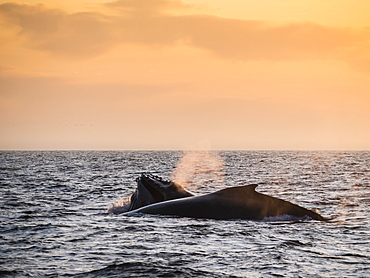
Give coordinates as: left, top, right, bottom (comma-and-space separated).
1, 151, 369, 277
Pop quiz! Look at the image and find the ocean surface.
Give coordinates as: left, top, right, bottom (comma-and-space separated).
1, 150, 369, 277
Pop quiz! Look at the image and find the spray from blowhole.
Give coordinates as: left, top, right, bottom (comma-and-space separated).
171, 150, 225, 193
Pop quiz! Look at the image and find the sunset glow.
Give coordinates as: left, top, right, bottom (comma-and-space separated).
1, 0, 369, 150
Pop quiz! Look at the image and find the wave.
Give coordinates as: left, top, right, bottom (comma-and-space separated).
262, 214, 313, 222
72, 261, 237, 278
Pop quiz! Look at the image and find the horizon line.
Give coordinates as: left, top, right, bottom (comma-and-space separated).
1, 149, 368, 152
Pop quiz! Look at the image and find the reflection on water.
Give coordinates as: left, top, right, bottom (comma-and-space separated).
0, 150, 369, 277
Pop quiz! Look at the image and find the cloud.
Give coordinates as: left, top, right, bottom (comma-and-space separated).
0, 3, 116, 58
0, 1, 369, 67
105, 0, 192, 14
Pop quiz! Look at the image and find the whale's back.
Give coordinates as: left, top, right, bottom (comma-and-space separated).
127, 184, 326, 221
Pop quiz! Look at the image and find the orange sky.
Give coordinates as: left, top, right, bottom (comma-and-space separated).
1, 0, 369, 150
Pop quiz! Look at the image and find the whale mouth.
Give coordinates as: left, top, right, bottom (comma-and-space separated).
136, 173, 172, 202
127, 173, 176, 211
127, 173, 193, 212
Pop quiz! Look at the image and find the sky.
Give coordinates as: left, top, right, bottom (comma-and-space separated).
1, 0, 369, 150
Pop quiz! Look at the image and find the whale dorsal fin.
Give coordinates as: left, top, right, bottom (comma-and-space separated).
245, 184, 258, 190
214, 184, 259, 196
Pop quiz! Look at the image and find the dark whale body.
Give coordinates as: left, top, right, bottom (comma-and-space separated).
126, 184, 326, 221
121, 174, 326, 221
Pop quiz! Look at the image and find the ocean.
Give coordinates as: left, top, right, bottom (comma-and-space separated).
1, 151, 369, 277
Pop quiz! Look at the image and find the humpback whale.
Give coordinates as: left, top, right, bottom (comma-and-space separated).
117, 174, 326, 221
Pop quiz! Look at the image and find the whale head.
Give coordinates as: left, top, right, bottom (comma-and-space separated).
128, 173, 193, 211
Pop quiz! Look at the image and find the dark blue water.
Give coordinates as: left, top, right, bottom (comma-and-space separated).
1, 151, 369, 277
